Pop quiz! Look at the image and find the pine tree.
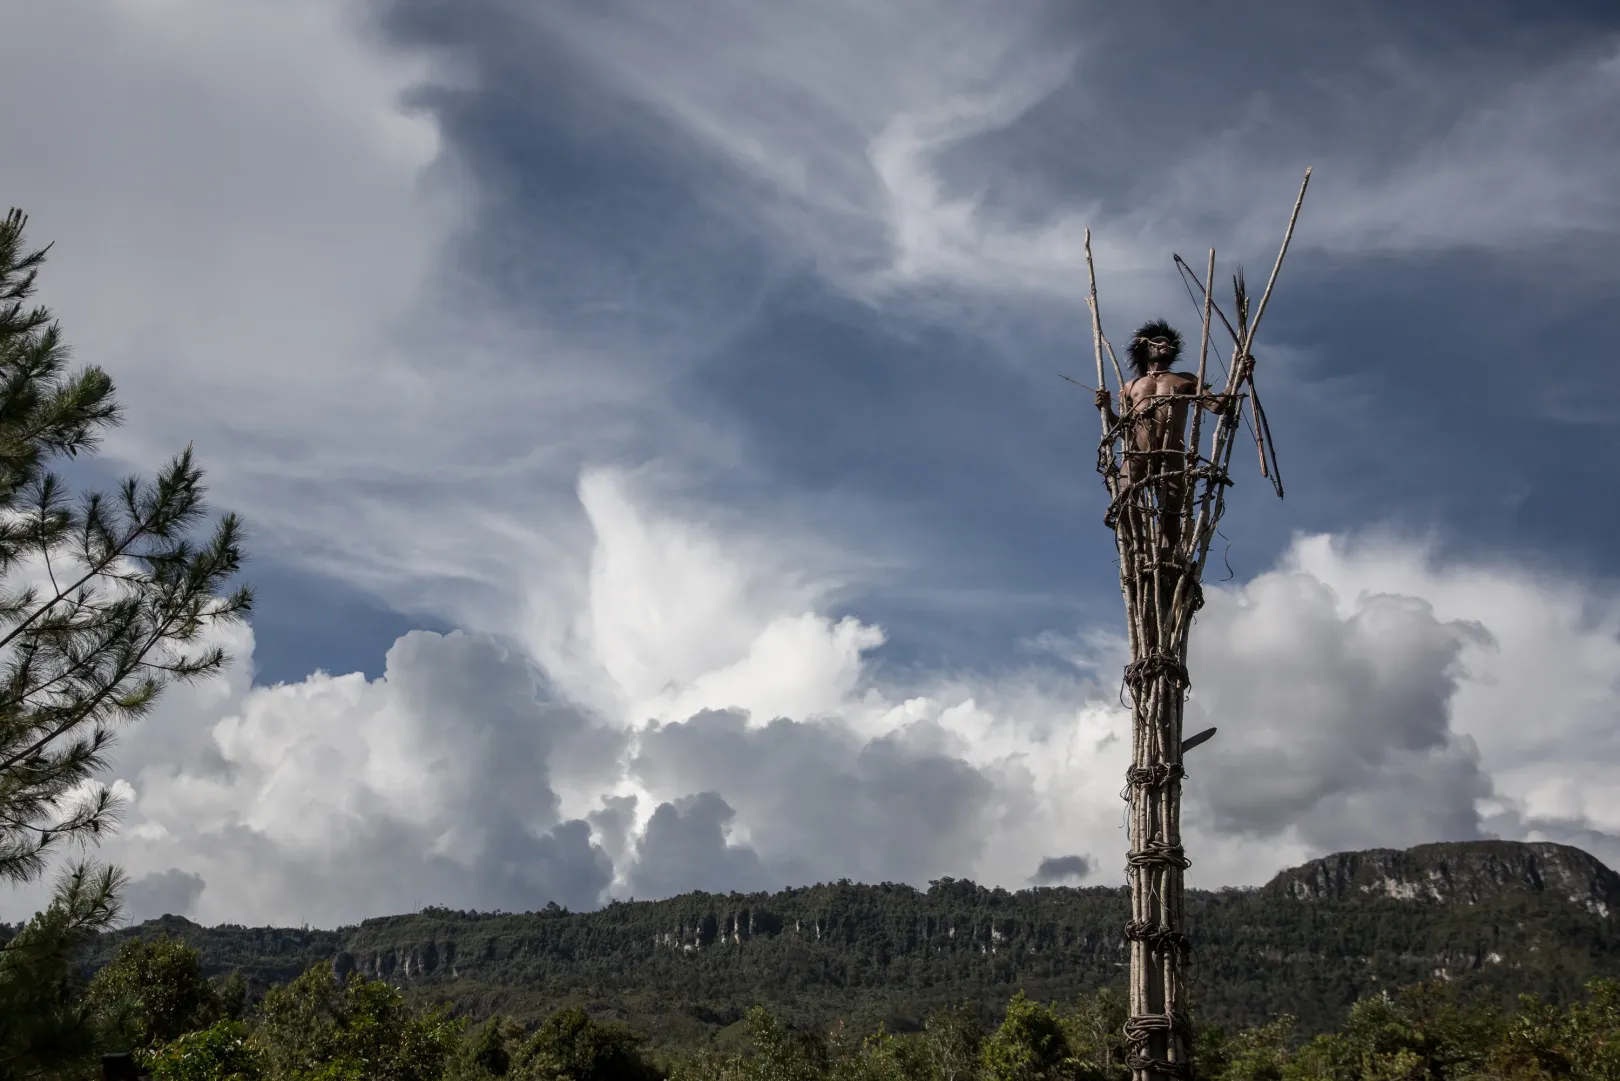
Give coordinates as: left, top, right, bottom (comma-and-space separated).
0, 208, 251, 1077
0, 864, 122, 1079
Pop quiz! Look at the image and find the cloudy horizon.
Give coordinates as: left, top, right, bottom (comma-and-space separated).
2, 0, 1618, 929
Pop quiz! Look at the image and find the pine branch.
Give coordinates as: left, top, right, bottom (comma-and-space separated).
0, 210, 251, 897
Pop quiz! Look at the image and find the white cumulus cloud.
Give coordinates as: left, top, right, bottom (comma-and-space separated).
4, 476, 1616, 928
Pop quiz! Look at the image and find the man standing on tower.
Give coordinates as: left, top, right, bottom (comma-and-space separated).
1095, 320, 1249, 551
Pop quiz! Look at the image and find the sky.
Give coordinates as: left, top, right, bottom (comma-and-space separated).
2, 0, 1619, 928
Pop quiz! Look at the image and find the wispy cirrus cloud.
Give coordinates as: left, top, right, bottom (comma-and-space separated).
520, 1, 1620, 314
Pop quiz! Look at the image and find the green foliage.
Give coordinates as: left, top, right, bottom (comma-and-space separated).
980, 994, 1071, 1081
826, 1022, 929, 1081
1192, 1020, 1231, 1081
85, 857, 1620, 1043
921, 1004, 982, 1081
1357, 982, 1502, 1081
1212, 1016, 1293, 1081
512, 1005, 658, 1081
0, 862, 123, 1079
1180, 975, 1620, 1081
145, 1019, 267, 1081
89, 937, 224, 1052
737, 1007, 826, 1081
1489, 978, 1620, 1081
219, 971, 251, 1023
14, 940, 1620, 1081
1563, 978, 1620, 1080
1061, 990, 1126, 1081
113, 971, 1620, 1081
670, 1007, 826, 1081
252, 962, 461, 1081
447, 1015, 522, 1080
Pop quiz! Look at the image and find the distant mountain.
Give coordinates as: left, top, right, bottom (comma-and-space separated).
80, 840, 1620, 1044
1264, 840, 1619, 916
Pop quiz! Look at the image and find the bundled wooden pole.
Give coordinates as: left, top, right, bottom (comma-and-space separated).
1088, 170, 1308, 1081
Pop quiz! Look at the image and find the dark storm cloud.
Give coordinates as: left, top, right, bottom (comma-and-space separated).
628, 709, 1000, 892
1030, 854, 1092, 885
627, 793, 770, 899
123, 869, 207, 922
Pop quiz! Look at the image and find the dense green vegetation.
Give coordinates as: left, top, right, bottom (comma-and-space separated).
68, 846, 1619, 1047
21, 933, 1620, 1081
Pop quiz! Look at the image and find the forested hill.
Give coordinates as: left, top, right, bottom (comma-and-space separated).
80, 840, 1620, 1042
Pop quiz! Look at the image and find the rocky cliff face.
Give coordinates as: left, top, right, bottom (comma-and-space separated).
1264, 840, 1619, 916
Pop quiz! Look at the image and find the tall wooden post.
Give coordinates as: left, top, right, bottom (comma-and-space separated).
1085, 171, 1309, 1081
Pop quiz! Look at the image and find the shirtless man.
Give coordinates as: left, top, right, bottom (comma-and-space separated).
1094, 319, 1248, 551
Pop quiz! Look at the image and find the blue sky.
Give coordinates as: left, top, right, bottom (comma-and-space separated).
1, 0, 1618, 927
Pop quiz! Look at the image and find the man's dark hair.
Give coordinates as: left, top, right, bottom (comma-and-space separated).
1127, 319, 1183, 378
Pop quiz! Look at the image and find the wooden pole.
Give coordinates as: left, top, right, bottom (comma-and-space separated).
1085, 229, 1112, 438
1244, 169, 1311, 348
1184, 248, 1216, 530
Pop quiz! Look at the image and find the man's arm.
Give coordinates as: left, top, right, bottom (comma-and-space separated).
1201, 354, 1256, 414
1177, 374, 1226, 414
1201, 383, 1234, 415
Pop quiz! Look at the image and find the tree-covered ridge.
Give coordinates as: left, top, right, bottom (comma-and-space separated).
61, 934, 1620, 1081
73, 842, 1620, 1041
